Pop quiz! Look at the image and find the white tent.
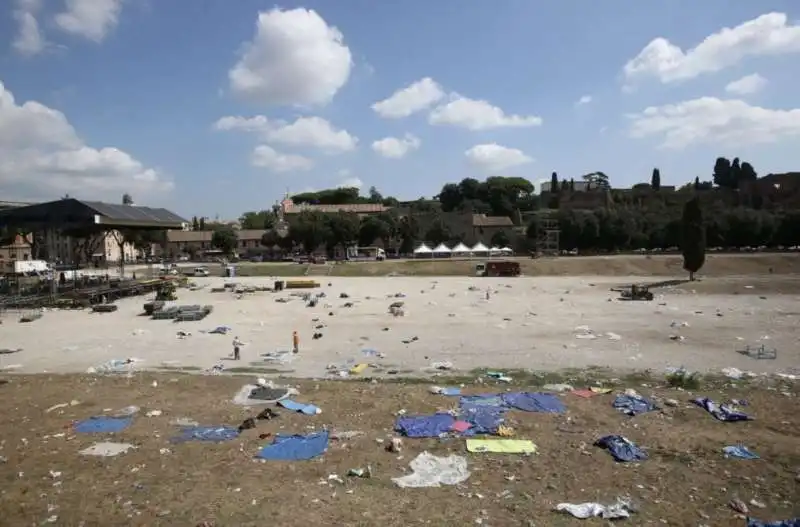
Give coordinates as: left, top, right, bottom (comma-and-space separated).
432, 243, 451, 254
500, 247, 513, 254
489, 246, 501, 253
413, 243, 432, 257
451, 242, 471, 254
471, 242, 489, 253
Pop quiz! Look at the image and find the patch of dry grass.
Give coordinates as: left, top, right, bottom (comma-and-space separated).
0, 372, 797, 526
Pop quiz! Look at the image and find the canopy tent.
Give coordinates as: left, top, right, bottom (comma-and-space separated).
489, 246, 502, 253
471, 242, 489, 253
451, 242, 471, 254
432, 243, 451, 253
413, 243, 432, 255
500, 247, 514, 254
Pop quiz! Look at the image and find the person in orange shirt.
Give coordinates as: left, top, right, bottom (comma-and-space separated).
292, 331, 299, 354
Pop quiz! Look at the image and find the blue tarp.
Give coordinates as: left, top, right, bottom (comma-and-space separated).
612, 394, 658, 416
171, 426, 240, 443
502, 392, 566, 413
395, 413, 456, 437
459, 405, 505, 435
277, 399, 320, 415
747, 519, 800, 527
692, 397, 752, 422
256, 431, 329, 461
594, 435, 648, 462
73, 416, 132, 434
723, 445, 760, 459
460, 395, 504, 407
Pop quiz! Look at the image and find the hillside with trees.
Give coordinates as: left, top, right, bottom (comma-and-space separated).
219, 156, 800, 256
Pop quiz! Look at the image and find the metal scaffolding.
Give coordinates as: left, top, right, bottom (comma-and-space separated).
535, 215, 560, 256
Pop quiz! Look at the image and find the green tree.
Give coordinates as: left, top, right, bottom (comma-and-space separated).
740, 161, 757, 182
122, 193, 134, 205
397, 216, 420, 254
239, 210, 275, 230
437, 183, 462, 212
325, 212, 360, 252
569, 178, 575, 192
199, 217, 206, 230
191, 216, 199, 230
550, 172, 559, 193
694, 177, 700, 190
358, 216, 392, 247
368, 186, 383, 203
425, 218, 451, 245
211, 225, 238, 256
681, 197, 706, 280
651, 168, 661, 190
289, 211, 331, 254
490, 230, 511, 248
712, 157, 732, 188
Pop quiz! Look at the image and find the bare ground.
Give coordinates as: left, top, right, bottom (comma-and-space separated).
0, 371, 797, 526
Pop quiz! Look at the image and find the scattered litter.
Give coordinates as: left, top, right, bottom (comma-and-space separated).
431, 360, 452, 370
574, 325, 596, 339
87, 358, 138, 375
466, 439, 537, 454
723, 445, 759, 459
606, 332, 622, 341
737, 344, 778, 360
277, 399, 321, 415
429, 386, 461, 396
612, 393, 658, 416
233, 383, 293, 406
349, 363, 369, 375
170, 417, 199, 427
485, 371, 512, 382
73, 416, 132, 434
256, 430, 328, 461
722, 367, 753, 380
262, 350, 294, 364
79, 442, 135, 457
572, 388, 611, 398
542, 383, 573, 393
207, 326, 231, 335
555, 497, 635, 519
594, 435, 647, 462
171, 426, 240, 443
348, 466, 372, 478
692, 397, 752, 422
392, 451, 470, 488
45, 400, 79, 413
330, 430, 363, 440
145, 410, 162, 417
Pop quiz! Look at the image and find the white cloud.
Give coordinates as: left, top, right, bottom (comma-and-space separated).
430, 94, 542, 130
214, 115, 357, 153
371, 134, 421, 159
371, 77, 444, 118
575, 95, 592, 106
623, 12, 800, 85
337, 177, 363, 189
0, 81, 171, 200
228, 8, 352, 107
251, 145, 313, 172
54, 0, 123, 42
627, 97, 800, 149
464, 143, 533, 173
725, 73, 768, 95
11, 0, 46, 57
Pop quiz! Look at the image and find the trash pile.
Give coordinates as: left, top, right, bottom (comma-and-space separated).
151, 304, 213, 321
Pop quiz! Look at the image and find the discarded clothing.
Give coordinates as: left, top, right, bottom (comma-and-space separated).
73, 416, 132, 434
747, 519, 800, 527
466, 439, 537, 454
693, 397, 752, 422
556, 497, 635, 519
612, 394, 658, 416
256, 431, 328, 461
277, 399, 320, 415
594, 435, 647, 462
723, 445, 760, 459
395, 414, 456, 438
502, 392, 566, 413
171, 426, 240, 443
79, 442, 134, 457
392, 451, 470, 488
208, 326, 231, 334
451, 421, 472, 433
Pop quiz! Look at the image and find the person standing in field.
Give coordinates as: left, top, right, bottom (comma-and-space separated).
292, 331, 299, 354
232, 336, 243, 360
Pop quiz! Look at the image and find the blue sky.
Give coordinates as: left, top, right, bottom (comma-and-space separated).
1, 0, 799, 219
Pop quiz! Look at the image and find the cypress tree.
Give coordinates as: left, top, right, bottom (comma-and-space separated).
681, 197, 706, 281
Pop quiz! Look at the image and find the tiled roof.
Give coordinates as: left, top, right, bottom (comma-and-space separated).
284, 203, 388, 214
166, 229, 267, 242
472, 214, 514, 227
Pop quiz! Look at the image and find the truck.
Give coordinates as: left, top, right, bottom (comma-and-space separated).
475, 260, 521, 277
5, 259, 51, 275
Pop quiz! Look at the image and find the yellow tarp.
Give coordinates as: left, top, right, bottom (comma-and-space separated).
349, 363, 369, 374
466, 439, 537, 454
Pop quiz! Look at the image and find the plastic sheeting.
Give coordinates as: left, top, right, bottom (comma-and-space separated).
612, 394, 658, 416
594, 435, 648, 462
392, 451, 470, 488
692, 397, 752, 422
79, 442, 135, 457
747, 518, 800, 527
723, 445, 760, 459
502, 392, 566, 413
277, 399, 321, 415
466, 439, 537, 454
171, 426, 240, 443
73, 416, 132, 434
256, 431, 329, 461
555, 497, 635, 519
395, 414, 456, 438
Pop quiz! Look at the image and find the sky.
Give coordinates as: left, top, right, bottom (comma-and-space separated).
1, 0, 799, 219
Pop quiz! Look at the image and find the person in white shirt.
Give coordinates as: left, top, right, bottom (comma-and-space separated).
232, 336, 243, 360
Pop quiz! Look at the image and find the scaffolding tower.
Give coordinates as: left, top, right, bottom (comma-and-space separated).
535, 214, 560, 256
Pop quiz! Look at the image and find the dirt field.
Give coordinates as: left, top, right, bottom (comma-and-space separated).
231, 253, 800, 277
0, 371, 796, 526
